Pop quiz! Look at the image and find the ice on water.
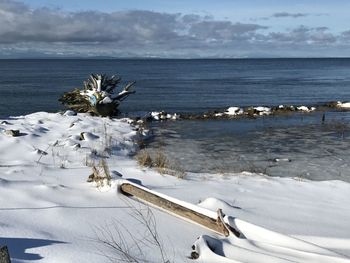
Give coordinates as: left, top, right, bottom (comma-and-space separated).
148, 111, 350, 182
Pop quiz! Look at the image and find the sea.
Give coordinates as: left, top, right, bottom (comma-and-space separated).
1, 58, 350, 181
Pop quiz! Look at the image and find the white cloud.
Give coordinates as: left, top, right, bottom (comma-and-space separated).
0, 0, 349, 57
272, 12, 308, 18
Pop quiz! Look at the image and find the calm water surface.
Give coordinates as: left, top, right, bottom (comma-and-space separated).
0, 58, 350, 117
1, 58, 350, 181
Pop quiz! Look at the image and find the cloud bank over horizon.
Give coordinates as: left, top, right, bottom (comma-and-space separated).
0, 0, 350, 58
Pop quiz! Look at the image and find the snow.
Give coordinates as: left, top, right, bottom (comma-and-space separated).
253, 106, 271, 115
99, 96, 113, 104
150, 111, 180, 120
0, 111, 349, 262
297, 106, 316, 112
225, 107, 244, 116
337, 102, 350, 108
297, 106, 310, 111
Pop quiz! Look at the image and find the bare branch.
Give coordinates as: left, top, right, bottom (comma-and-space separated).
92, 199, 172, 263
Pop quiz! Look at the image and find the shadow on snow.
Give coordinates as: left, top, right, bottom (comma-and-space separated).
0, 237, 66, 261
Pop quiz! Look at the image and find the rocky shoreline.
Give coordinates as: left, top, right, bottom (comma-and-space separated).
138, 100, 350, 122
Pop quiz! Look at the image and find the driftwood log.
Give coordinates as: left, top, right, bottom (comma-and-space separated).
59, 74, 135, 117
120, 182, 240, 237
0, 246, 10, 263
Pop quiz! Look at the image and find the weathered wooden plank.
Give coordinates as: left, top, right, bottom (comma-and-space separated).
0, 246, 11, 263
120, 183, 240, 237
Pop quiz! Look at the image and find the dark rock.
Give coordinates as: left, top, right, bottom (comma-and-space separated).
190, 251, 199, 259
87, 173, 94, 183
111, 170, 123, 178
36, 149, 48, 155
325, 101, 339, 108
4, 130, 20, 137
73, 143, 81, 149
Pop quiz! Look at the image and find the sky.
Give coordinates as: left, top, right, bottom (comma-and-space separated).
0, 0, 350, 58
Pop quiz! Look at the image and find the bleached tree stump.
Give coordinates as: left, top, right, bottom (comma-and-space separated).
59, 74, 135, 117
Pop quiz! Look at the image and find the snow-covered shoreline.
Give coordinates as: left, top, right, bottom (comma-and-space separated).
0, 111, 350, 262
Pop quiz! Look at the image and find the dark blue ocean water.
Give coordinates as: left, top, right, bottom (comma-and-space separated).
1, 58, 350, 181
0, 58, 350, 117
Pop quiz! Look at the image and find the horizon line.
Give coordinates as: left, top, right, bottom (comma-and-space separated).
1, 56, 350, 60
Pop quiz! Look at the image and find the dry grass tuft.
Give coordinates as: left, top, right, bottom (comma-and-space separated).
136, 150, 153, 167
153, 151, 168, 170
136, 149, 186, 179
87, 159, 112, 187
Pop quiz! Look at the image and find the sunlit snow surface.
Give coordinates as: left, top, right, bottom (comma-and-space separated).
0, 112, 350, 262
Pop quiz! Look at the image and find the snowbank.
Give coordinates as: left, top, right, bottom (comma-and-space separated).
0, 111, 349, 262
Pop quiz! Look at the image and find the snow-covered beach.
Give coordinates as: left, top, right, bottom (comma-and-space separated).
1, 0, 350, 260
1, 111, 350, 262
